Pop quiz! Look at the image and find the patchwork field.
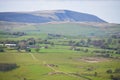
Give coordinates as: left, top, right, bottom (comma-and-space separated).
0, 50, 120, 80
0, 22, 120, 80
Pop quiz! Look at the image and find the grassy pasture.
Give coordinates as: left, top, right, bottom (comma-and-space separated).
0, 52, 120, 80
8, 23, 120, 37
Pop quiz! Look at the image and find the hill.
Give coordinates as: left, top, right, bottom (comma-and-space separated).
0, 21, 119, 37
0, 10, 106, 23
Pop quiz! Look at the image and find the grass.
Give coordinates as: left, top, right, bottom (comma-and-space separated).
0, 52, 120, 80
3, 23, 119, 37
0, 22, 120, 80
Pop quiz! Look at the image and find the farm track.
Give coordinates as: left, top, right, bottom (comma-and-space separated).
29, 53, 39, 61
29, 53, 91, 80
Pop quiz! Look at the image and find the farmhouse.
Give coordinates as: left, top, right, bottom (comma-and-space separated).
0, 44, 17, 47
5, 44, 17, 47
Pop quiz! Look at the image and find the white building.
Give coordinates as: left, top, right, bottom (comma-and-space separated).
0, 44, 16, 47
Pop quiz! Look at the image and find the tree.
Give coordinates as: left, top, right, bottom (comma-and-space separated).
80, 40, 86, 46
17, 41, 27, 50
107, 38, 112, 44
35, 47, 40, 53
84, 49, 88, 52
91, 40, 104, 48
114, 68, 120, 73
0, 47, 4, 52
75, 42, 80, 46
104, 53, 111, 58
68, 40, 75, 46
45, 45, 48, 49
110, 75, 120, 80
87, 38, 91, 45
94, 72, 97, 77
17, 40, 28, 52
25, 48, 31, 52
51, 42, 54, 46
100, 43, 109, 49
0, 63, 18, 71
116, 49, 120, 54
27, 38, 36, 45
74, 48, 80, 51
23, 77, 27, 80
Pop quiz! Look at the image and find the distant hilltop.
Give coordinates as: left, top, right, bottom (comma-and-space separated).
0, 10, 107, 23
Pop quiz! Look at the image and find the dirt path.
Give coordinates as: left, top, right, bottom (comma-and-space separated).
43, 61, 59, 72
42, 61, 90, 80
29, 53, 38, 61
29, 53, 90, 80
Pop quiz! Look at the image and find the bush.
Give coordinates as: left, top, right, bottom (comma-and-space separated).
35, 48, 40, 52
25, 48, 31, 52
0, 63, 19, 71
87, 67, 93, 71
0, 47, 4, 52
116, 49, 120, 54
84, 49, 88, 52
106, 69, 112, 73
110, 75, 120, 80
103, 53, 111, 58
94, 72, 97, 77
114, 68, 120, 73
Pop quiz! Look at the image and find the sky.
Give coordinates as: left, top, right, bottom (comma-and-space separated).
0, 0, 120, 23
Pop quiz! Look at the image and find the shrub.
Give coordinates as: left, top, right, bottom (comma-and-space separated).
110, 75, 120, 80
0, 63, 19, 71
114, 68, 120, 73
94, 72, 97, 77
106, 69, 112, 73
87, 67, 93, 71
0, 47, 4, 52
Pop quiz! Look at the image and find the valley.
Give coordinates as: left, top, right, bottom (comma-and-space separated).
0, 10, 120, 80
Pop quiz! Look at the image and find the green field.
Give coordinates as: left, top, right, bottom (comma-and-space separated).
0, 22, 120, 80
1, 22, 120, 37
0, 52, 120, 80
0, 45, 120, 80
11, 23, 120, 36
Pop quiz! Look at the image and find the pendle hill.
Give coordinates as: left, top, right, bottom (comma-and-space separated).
0, 10, 106, 23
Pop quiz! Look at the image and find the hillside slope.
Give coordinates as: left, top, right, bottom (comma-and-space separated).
0, 21, 119, 37
0, 10, 106, 23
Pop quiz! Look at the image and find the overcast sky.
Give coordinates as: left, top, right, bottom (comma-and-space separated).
0, 0, 120, 23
